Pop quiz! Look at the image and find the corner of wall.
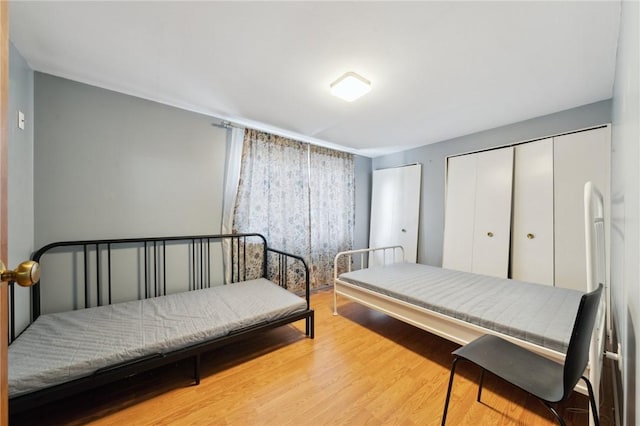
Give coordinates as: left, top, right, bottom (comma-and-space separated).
610, 1, 640, 424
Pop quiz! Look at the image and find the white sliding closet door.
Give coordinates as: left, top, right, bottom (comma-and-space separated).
442, 154, 477, 272
471, 148, 514, 277
443, 147, 514, 278
443, 126, 609, 289
369, 164, 421, 265
511, 138, 554, 285
554, 127, 610, 291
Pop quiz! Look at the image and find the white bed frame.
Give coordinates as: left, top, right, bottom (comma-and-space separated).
333, 182, 607, 424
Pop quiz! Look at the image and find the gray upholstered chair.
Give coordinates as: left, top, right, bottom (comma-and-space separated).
441, 283, 603, 426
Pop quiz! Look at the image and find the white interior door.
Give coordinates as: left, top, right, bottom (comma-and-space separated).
471, 147, 514, 278
442, 154, 477, 272
511, 138, 554, 285
369, 167, 398, 264
554, 127, 610, 291
369, 164, 421, 264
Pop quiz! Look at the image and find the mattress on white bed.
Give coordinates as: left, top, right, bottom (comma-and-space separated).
338, 263, 584, 353
9, 278, 307, 398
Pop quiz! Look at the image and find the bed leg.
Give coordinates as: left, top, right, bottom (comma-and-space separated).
333, 290, 338, 316
308, 311, 315, 339
193, 354, 201, 385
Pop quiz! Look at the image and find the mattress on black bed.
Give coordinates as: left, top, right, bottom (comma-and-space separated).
338, 263, 584, 353
9, 278, 307, 398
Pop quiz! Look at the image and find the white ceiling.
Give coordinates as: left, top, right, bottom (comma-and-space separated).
9, 1, 621, 157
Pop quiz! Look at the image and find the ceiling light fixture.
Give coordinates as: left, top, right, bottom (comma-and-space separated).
330, 72, 371, 102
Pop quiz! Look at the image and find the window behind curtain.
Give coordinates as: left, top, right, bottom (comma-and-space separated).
233, 129, 354, 291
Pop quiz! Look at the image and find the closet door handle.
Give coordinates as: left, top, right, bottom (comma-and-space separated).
487, 232, 494, 238
527, 233, 535, 239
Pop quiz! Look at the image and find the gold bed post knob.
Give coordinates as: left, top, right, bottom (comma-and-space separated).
0, 260, 41, 287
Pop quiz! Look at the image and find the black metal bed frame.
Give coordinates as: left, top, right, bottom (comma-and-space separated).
8, 233, 314, 413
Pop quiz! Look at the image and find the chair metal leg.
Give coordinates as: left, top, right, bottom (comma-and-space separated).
441, 357, 461, 426
542, 401, 566, 426
581, 376, 600, 426
477, 369, 485, 402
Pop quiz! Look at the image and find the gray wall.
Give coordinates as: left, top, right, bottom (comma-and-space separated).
8, 43, 35, 333
8, 43, 34, 334
354, 155, 371, 249
34, 73, 228, 246
34, 73, 229, 312
353, 154, 372, 268
611, 1, 639, 424
373, 100, 612, 267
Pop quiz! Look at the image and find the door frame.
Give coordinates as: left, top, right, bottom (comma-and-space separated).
1, 1, 9, 424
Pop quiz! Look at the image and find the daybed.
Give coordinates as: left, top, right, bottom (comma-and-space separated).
8, 233, 314, 413
333, 183, 606, 423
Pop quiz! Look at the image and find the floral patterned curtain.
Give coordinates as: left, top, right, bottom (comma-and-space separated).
233, 130, 311, 291
308, 145, 354, 287
233, 129, 354, 291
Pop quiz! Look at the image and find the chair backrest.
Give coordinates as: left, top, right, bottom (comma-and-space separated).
562, 283, 603, 398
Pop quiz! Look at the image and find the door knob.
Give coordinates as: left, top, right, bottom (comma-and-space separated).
0, 260, 40, 287
487, 232, 494, 238
527, 233, 535, 239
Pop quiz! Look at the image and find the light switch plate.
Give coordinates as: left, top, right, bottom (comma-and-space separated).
18, 111, 25, 130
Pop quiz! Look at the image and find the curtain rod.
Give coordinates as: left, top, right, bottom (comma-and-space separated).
210, 119, 358, 157
211, 120, 237, 130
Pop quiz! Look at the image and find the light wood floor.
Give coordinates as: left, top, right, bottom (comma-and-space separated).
10, 289, 613, 425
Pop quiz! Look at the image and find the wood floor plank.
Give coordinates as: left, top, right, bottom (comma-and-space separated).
10, 288, 605, 425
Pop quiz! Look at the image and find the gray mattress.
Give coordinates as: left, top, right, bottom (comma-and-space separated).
9, 278, 307, 397
339, 263, 584, 353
